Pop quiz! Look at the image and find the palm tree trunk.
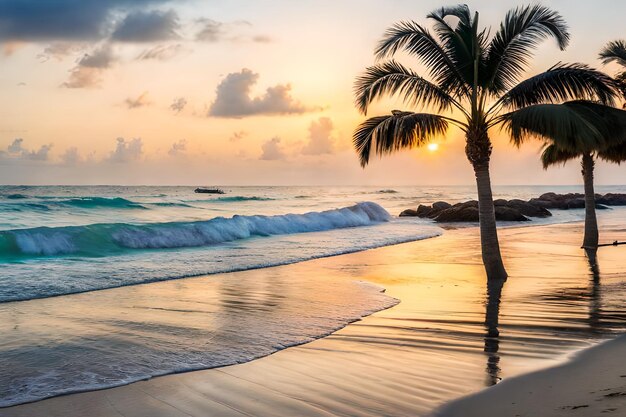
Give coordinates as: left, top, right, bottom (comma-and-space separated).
581, 153, 599, 249
474, 163, 508, 281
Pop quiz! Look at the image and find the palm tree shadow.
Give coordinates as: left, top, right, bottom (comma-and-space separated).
484, 278, 505, 386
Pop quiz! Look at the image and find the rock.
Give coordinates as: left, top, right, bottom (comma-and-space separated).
453, 200, 478, 209
401, 191, 625, 223
495, 206, 529, 221
565, 198, 585, 209
528, 198, 554, 209
506, 199, 552, 217
597, 193, 626, 206
435, 206, 479, 222
432, 201, 452, 211
494, 199, 508, 206
416, 204, 434, 217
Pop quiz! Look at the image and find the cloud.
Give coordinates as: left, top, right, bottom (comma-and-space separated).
26, 144, 53, 161
170, 97, 187, 113
209, 69, 310, 118
252, 35, 272, 43
111, 10, 180, 42
260, 137, 286, 160
37, 42, 83, 62
195, 19, 270, 44
108, 137, 143, 163
7, 138, 25, 153
168, 139, 187, 156
137, 43, 185, 61
302, 117, 336, 155
0, 0, 167, 42
229, 130, 247, 142
77, 43, 115, 68
62, 43, 116, 88
5, 138, 52, 161
125, 91, 151, 109
195, 19, 224, 42
60, 147, 81, 165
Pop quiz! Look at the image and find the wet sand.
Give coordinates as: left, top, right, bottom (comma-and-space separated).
3, 214, 626, 417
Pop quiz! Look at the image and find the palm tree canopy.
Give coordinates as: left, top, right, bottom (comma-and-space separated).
599, 40, 626, 67
501, 101, 626, 152
354, 4, 621, 166
540, 143, 582, 168
597, 141, 626, 164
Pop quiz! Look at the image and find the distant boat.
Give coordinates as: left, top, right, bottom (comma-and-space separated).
194, 187, 225, 194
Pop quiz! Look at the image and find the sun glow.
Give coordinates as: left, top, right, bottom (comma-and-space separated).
427, 143, 439, 152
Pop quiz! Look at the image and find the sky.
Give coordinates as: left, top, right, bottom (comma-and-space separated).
0, 0, 625, 186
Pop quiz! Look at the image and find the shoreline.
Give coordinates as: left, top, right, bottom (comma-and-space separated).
433, 334, 626, 417
3, 215, 625, 416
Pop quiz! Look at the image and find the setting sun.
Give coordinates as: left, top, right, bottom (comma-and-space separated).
427, 143, 439, 152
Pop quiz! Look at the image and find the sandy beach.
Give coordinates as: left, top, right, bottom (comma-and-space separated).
3, 212, 625, 417
435, 334, 626, 416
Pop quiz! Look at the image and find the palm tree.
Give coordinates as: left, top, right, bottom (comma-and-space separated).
503, 101, 626, 248
600, 40, 626, 107
353, 4, 617, 281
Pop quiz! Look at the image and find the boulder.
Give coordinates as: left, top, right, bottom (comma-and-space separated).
506, 199, 551, 217
435, 206, 479, 222
416, 204, 433, 217
528, 198, 554, 209
432, 201, 452, 211
494, 199, 508, 206
399, 209, 419, 217
597, 193, 626, 206
453, 200, 478, 209
495, 206, 529, 221
565, 198, 585, 209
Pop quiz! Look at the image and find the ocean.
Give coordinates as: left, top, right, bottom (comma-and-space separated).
1, 184, 626, 407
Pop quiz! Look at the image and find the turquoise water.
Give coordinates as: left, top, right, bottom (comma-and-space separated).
1, 185, 625, 302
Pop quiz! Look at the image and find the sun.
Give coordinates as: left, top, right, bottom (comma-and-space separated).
427, 143, 439, 152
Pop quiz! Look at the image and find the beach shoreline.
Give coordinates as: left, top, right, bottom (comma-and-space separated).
433, 334, 626, 417
3, 213, 625, 417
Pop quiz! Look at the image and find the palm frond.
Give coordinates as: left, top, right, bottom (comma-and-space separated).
374, 21, 467, 95
540, 143, 580, 168
426, 5, 472, 28
426, 5, 474, 82
616, 71, 626, 108
354, 60, 456, 115
353, 111, 448, 167
484, 4, 569, 93
568, 101, 626, 143
599, 40, 626, 67
597, 142, 626, 164
499, 102, 607, 151
498, 63, 619, 109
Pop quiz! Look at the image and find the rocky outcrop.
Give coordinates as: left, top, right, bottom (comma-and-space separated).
530, 192, 613, 209
400, 192, 626, 222
597, 193, 626, 206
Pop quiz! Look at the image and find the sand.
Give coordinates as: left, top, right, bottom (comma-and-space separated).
2, 216, 625, 417
435, 334, 626, 417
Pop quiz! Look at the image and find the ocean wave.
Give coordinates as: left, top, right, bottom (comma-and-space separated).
189, 196, 276, 203
3, 193, 29, 199
148, 202, 195, 208
0, 202, 391, 259
58, 197, 147, 209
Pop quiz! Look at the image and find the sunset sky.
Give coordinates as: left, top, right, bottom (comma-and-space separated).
1, 0, 625, 185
